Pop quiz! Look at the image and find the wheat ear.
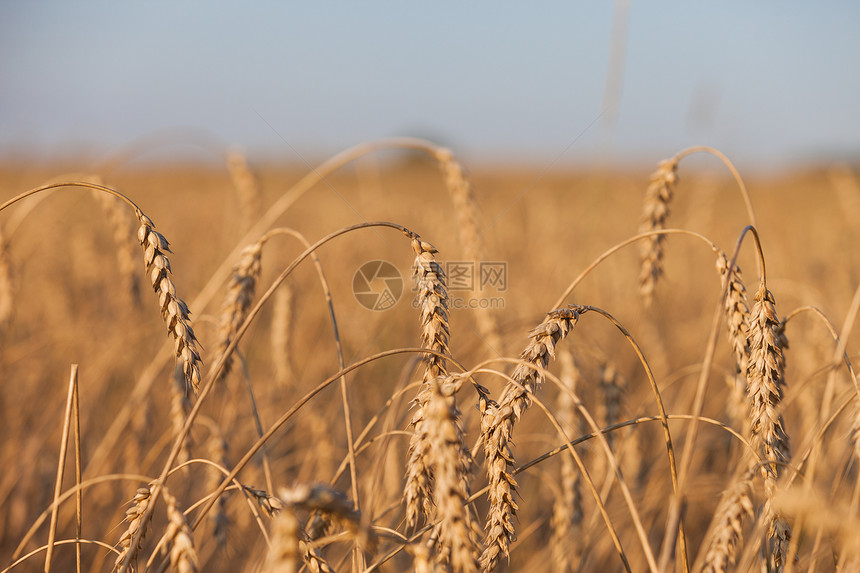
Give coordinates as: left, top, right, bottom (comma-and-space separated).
638, 158, 679, 307
115, 485, 154, 571
206, 429, 230, 547
433, 147, 503, 353
746, 280, 792, 570
136, 209, 203, 393
91, 182, 142, 307
746, 282, 791, 482
405, 236, 451, 527
480, 307, 582, 571
717, 252, 752, 432
226, 149, 264, 233
271, 283, 295, 385
266, 503, 301, 573
426, 375, 481, 572
700, 470, 755, 573
160, 487, 199, 573
211, 241, 263, 382
551, 350, 584, 573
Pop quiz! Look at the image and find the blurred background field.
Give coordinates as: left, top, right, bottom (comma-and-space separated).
2, 150, 860, 570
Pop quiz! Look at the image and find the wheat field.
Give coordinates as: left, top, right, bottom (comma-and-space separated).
1, 138, 859, 572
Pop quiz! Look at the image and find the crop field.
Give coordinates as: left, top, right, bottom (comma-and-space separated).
1, 139, 859, 572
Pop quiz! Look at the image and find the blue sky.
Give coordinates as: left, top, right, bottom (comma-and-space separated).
2, 2, 858, 168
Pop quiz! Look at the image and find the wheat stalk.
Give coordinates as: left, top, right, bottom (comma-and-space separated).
480, 306, 582, 571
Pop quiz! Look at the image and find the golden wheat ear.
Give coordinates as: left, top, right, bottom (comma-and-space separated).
638, 158, 679, 307
136, 209, 203, 394
405, 235, 451, 528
